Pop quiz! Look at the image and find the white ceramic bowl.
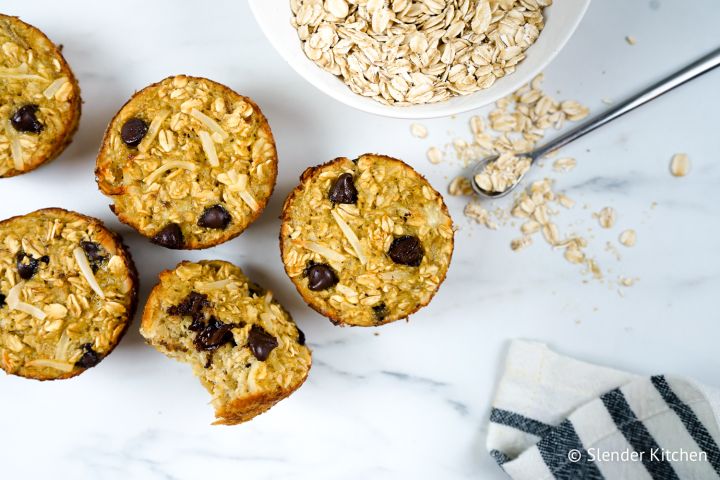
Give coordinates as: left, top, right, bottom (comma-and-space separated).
250, 0, 591, 119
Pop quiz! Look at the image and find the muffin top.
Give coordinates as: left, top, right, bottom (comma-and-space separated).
0, 209, 137, 380
0, 14, 81, 177
141, 260, 311, 424
96, 75, 277, 249
280, 154, 454, 326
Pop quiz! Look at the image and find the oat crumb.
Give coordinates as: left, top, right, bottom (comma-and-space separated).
410, 123, 428, 139
670, 153, 690, 177
619, 229, 637, 247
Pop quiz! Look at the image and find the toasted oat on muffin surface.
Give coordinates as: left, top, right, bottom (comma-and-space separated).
96, 75, 277, 249
0, 15, 81, 178
141, 260, 311, 425
280, 154, 454, 327
0, 208, 137, 380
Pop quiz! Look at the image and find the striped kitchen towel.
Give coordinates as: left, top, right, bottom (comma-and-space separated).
488, 340, 720, 479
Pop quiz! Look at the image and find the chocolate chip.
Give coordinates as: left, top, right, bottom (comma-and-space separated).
121, 117, 148, 147
0, 293, 5, 307
11, 104, 43, 134
197, 205, 231, 230
80, 241, 106, 272
168, 291, 209, 326
388, 235, 424, 267
304, 262, 338, 291
247, 324, 278, 361
152, 223, 184, 249
193, 316, 239, 352
39, 255, 49, 264
328, 173, 358, 204
372, 303, 388, 322
76, 343, 102, 369
248, 282, 265, 297
16, 251, 41, 280
297, 327, 306, 346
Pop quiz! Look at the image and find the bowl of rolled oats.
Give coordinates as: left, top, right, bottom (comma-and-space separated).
250, 0, 591, 119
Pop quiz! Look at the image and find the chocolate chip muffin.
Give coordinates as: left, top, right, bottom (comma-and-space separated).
0, 208, 138, 380
96, 75, 277, 249
280, 154, 454, 327
140, 260, 311, 425
0, 15, 81, 178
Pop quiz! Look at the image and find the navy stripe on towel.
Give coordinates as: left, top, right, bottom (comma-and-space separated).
490, 408, 553, 437
651, 375, 720, 474
536, 419, 605, 480
601, 388, 680, 480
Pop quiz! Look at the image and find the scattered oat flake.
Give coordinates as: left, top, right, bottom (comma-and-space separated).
410, 123, 428, 139
427, 146, 443, 164
625, 35, 637, 45
670, 153, 690, 177
596, 207, 616, 229
619, 229, 637, 247
510, 236, 532, 251
553, 157, 576, 172
448, 176, 474, 196
464, 202, 497, 229
619, 276, 636, 287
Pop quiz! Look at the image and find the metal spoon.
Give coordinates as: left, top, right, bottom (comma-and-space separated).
471, 46, 720, 199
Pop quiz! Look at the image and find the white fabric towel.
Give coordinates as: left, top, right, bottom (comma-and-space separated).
487, 340, 720, 480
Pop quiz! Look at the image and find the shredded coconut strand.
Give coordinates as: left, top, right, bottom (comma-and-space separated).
25, 359, 74, 372
73, 247, 105, 299
198, 130, 219, 167
6, 282, 47, 320
145, 161, 196, 185
299, 240, 346, 263
238, 190, 259, 212
331, 209, 367, 265
190, 108, 229, 141
138, 110, 170, 153
43, 77, 69, 99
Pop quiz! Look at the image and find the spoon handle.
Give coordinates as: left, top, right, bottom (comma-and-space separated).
531, 46, 720, 160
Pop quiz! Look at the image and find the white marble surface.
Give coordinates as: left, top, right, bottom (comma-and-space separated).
1, 1, 719, 479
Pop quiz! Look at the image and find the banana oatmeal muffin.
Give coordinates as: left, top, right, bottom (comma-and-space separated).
280, 154, 454, 327
0, 208, 137, 380
96, 75, 277, 249
0, 15, 81, 177
141, 260, 311, 425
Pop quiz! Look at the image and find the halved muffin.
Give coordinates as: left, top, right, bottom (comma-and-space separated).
141, 260, 311, 425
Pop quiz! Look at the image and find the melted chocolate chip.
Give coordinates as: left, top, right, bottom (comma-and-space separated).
328, 173, 358, 204
76, 343, 102, 369
388, 235, 424, 267
152, 223, 184, 249
121, 117, 148, 147
193, 316, 239, 352
0, 293, 5, 307
372, 303, 388, 322
80, 241, 107, 272
304, 261, 338, 291
16, 251, 42, 280
168, 291, 209, 326
11, 104, 43, 133
297, 327, 306, 346
247, 324, 278, 361
197, 205, 231, 230
248, 282, 265, 297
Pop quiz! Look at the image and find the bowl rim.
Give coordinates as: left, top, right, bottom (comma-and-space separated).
249, 0, 592, 119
